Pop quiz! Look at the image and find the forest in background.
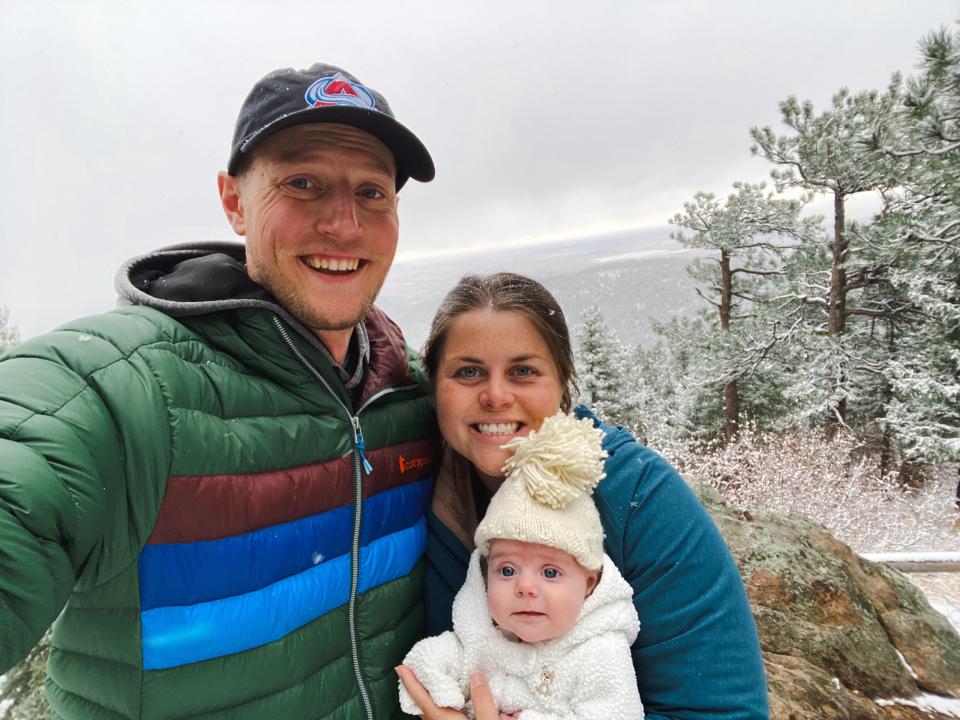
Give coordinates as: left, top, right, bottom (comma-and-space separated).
574, 25, 959, 554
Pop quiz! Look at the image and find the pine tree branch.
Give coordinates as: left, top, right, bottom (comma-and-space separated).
881, 139, 960, 157
695, 287, 722, 309
730, 267, 784, 277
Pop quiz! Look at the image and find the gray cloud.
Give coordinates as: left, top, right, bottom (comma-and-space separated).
1, 0, 955, 338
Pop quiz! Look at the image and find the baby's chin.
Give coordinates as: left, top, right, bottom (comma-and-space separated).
513, 628, 563, 643
500, 619, 574, 644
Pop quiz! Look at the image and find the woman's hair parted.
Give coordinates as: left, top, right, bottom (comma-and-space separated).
421, 273, 578, 412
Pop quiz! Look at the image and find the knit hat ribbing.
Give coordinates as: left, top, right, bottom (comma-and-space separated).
474, 412, 607, 571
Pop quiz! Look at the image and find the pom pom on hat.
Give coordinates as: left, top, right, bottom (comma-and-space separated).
474, 412, 608, 571
501, 412, 607, 509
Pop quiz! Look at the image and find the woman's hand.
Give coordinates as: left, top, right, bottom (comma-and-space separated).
396, 666, 502, 720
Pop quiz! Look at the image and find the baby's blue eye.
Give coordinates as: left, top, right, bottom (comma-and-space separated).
543, 568, 559, 579
499, 566, 516, 577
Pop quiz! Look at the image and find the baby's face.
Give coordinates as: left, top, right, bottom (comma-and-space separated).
485, 539, 598, 643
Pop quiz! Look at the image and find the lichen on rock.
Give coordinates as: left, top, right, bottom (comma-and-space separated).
689, 476, 960, 720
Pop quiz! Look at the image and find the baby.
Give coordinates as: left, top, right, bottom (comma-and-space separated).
399, 412, 643, 719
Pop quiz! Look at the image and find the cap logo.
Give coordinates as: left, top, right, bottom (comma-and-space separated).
304, 73, 377, 110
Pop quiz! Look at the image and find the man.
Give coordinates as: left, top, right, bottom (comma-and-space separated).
0, 63, 441, 719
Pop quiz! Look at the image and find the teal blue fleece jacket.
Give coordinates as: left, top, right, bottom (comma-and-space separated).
424, 406, 769, 720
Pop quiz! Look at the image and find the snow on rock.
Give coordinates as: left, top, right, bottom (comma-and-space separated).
875, 693, 960, 718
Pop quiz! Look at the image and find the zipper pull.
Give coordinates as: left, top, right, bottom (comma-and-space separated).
352, 416, 374, 475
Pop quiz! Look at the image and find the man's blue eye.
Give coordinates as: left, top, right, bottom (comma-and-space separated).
500, 566, 516, 577
543, 568, 559, 579
290, 178, 311, 189
360, 187, 383, 199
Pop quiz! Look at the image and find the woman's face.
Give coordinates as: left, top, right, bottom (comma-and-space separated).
435, 309, 564, 479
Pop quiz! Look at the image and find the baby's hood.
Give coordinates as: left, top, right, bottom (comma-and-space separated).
560, 553, 639, 648
451, 549, 499, 645
450, 550, 639, 650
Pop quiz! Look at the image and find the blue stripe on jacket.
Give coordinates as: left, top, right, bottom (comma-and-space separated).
141, 518, 427, 670
139, 476, 433, 610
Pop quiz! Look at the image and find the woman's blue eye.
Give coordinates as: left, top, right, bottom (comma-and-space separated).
514, 366, 535, 377
543, 567, 559, 579
499, 566, 516, 577
457, 367, 480, 378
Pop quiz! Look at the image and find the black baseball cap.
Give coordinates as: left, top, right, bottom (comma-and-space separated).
228, 63, 435, 189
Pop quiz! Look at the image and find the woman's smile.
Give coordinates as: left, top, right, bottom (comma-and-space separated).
470, 421, 524, 443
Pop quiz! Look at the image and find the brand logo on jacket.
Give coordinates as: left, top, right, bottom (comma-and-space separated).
399, 454, 430, 474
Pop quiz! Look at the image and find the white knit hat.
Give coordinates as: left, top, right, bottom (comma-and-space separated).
474, 412, 607, 571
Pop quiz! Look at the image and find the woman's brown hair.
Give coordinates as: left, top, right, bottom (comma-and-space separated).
421, 273, 578, 411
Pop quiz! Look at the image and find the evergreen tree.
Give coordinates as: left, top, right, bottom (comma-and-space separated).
0, 307, 19, 355
574, 305, 639, 428
645, 313, 725, 440
750, 88, 905, 427
867, 26, 960, 463
0, 631, 50, 720
0, 312, 46, 719
669, 182, 819, 440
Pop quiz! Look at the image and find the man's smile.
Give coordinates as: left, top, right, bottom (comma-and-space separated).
301, 254, 364, 275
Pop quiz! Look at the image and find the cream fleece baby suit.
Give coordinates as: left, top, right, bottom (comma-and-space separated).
399, 549, 643, 719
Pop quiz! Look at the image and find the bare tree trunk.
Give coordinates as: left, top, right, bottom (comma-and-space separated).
719, 250, 739, 440
880, 320, 896, 478
719, 249, 732, 332
828, 191, 848, 431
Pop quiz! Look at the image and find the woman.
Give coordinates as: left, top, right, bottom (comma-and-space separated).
399, 273, 769, 719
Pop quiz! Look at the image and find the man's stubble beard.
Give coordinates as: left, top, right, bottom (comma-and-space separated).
260, 267, 385, 333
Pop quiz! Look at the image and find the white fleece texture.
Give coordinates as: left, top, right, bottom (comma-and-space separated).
399, 550, 643, 719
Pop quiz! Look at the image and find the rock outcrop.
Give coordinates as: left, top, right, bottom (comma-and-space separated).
694, 480, 960, 720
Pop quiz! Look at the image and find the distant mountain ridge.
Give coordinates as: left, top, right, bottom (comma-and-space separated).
377, 226, 705, 349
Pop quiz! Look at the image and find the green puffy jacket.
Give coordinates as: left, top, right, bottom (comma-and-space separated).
0, 243, 438, 719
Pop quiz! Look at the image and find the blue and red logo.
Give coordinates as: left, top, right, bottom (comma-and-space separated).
304, 73, 377, 110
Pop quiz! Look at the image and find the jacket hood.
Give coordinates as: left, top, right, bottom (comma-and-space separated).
452, 549, 639, 660
116, 241, 279, 317
115, 241, 420, 402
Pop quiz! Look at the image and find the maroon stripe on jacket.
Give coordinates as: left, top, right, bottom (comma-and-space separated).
147, 438, 439, 544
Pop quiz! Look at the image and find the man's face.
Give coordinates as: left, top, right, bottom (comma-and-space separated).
220, 123, 399, 343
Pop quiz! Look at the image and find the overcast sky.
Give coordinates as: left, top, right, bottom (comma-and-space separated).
1, 0, 957, 340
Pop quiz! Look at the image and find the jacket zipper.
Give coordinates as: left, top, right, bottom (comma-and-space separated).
272, 316, 415, 720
